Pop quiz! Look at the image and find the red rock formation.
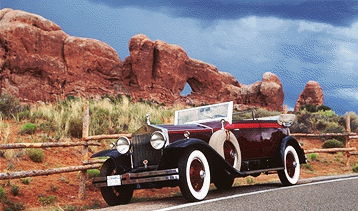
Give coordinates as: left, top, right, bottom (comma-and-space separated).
0, 8, 285, 111
294, 81, 324, 111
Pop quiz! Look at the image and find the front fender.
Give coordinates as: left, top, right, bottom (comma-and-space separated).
280, 136, 307, 164
91, 149, 131, 173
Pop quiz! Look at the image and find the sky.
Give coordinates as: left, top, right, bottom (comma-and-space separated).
1, 0, 358, 115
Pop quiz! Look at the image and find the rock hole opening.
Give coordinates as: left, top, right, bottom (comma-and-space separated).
181, 82, 193, 97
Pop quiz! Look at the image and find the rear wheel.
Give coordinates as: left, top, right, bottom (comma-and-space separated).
278, 145, 300, 186
178, 148, 211, 202
100, 159, 134, 206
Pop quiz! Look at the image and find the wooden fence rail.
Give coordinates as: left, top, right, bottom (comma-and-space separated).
291, 133, 356, 137
305, 147, 356, 154
0, 141, 100, 149
0, 164, 101, 180
84, 133, 132, 141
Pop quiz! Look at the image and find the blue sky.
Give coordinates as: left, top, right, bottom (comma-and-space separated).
1, 0, 358, 115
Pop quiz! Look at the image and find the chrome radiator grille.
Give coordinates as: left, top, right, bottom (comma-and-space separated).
131, 133, 162, 168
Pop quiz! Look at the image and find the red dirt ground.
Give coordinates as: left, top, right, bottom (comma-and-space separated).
0, 120, 357, 210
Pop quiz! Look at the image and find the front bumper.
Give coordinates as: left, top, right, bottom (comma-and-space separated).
92, 168, 179, 188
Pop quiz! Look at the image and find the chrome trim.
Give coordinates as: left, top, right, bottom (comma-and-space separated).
93, 168, 179, 187
150, 131, 167, 150
123, 175, 179, 185
150, 125, 169, 147
129, 168, 178, 178
196, 123, 213, 133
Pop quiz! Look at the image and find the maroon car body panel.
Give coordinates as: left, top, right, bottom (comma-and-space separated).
160, 120, 289, 161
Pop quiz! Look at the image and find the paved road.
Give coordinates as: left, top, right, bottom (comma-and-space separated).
91, 174, 358, 211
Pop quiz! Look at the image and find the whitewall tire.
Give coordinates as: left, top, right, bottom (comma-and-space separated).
178, 149, 211, 202
278, 145, 300, 186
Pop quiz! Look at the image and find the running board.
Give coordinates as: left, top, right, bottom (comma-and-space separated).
239, 167, 284, 177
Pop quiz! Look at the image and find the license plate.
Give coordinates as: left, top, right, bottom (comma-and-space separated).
107, 175, 122, 186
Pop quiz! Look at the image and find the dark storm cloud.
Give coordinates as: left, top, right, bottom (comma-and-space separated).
88, 0, 358, 27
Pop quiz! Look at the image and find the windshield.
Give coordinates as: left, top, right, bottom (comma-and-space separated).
174, 101, 233, 125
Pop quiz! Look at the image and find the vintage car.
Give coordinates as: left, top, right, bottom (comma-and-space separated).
91, 101, 306, 205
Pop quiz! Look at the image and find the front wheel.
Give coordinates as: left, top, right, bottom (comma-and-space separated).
100, 159, 134, 206
178, 148, 211, 202
278, 145, 300, 186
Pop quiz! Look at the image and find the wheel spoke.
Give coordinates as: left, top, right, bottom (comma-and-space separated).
224, 141, 236, 166
286, 152, 296, 178
190, 159, 204, 191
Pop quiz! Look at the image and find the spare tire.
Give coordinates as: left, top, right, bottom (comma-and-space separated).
209, 130, 241, 171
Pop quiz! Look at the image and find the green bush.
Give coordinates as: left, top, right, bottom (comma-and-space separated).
302, 163, 314, 171
3, 200, 25, 211
10, 184, 19, 196
299, 104, 318, 112
20, 177, 32, 185
19, 123, 37, 135
307, 153, 318, 161
86, 169, 100, 179
28, 149, 45, 162
38, 194, 57, 205
322, 122, 345, 134
0, 93, 22, 118
322, 139, 344, 148
0, 186, 6, 201
353, 165, 358, 173
317, 105, 332, 111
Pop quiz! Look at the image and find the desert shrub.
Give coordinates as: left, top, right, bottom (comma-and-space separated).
302, 163, 314, 171
353, 165, 358, 173
10, 184, 19, 196
39, 122, 55, 133
253, 108, 281, 118
322, 122, 345, 134
290, 123, 310, 133
19, 123, 37, 135
299, 104, 317, 112
0, 93, 22, 118
245, 176, 254, 185
3, 200, 25, 211
317, 105, 332, 111
0, 186, 6, 201
61, 205, 80, 211
307, 153, 318, 161
87, 169, 100, 178
38, 194, 57, 205
322, 139, 344, 148
20, 177, 32, 185
68, 117, 83, 138
315, 120, 328, 131
28, 149, 45, 162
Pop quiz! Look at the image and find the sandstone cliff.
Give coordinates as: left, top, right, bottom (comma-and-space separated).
294, 81, 324, 111
0, 8, 284, 111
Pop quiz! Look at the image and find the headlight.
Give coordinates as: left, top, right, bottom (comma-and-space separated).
150, 131, 167, 150
116, 137, 130, 154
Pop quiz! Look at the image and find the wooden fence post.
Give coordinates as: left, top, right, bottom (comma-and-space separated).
283, 105, 288, 114
345, 115, 351, 167
79, 102, 90, 199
